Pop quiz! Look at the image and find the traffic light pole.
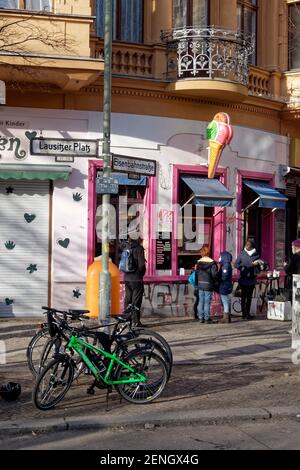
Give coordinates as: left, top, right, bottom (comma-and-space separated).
99, 0, 113, 326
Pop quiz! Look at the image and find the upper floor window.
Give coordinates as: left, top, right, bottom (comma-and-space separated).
289, 2, 300, 70
0, 0, 51, 10
173, 0, 208, 28
237, 0, 257, 64
95, 0, 143, 43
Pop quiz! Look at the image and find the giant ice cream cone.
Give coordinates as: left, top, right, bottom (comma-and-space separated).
208, 141, 224, 179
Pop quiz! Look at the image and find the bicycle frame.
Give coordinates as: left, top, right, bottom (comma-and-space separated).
67, 336, 147, 386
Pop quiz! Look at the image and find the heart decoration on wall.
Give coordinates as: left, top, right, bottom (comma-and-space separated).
24, 213, 36, 224
58, 238, 70, 249
25, 131, 37, 141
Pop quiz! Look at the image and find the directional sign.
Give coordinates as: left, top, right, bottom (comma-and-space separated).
112, 154, 156, 176
96, 177, 119, 195
31, 138, 99, 157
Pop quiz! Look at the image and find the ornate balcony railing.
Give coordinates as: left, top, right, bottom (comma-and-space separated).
161, 27, 255, 86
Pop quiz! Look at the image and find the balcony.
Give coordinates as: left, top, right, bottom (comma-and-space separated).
0, 3, 103, 91
161, 26, 254, 101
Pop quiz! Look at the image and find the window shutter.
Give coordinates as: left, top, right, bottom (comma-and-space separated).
95, 0, 104, 37
121, 0, 143, 43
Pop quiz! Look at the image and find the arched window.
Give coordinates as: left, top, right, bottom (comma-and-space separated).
96, 0, 143, 43
172, 0, 209, 29
289, 2, 300, 70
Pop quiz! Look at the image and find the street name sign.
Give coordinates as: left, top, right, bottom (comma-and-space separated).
112, 154, 156, 176
96, 177, 119, 195
31, 138, 99, 157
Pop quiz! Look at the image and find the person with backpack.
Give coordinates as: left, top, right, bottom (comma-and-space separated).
196, 246, 219, 324
218, 251, 233, 324
120, 233, 146, 327
235, 239, 260, 320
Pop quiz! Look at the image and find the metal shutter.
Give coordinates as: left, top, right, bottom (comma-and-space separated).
0, 180, 50, 317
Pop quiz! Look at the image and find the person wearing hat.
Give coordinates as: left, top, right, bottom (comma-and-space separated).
285, 239, 300, 277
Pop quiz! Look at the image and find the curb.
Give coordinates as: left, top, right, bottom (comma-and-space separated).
1, 406, 300, 436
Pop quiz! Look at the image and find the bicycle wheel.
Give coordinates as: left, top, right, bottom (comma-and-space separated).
26, 327, 50, 376
115, 349, 168, 404
33, 356, 74, 410
116, 337, 172, 380
132, 328, 173, 367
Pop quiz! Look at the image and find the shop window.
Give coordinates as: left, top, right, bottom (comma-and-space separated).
242, 183, 262, 251
95, 0, 143, 43
95, 172, 147, 267
289, 2, 300, 70
237, 0, 257, 64
177, 175, 213, 275
173, 0, 209, 28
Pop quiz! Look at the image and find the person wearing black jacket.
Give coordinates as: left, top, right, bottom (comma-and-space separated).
218, 251, 233, 323
124, 236, 146, 326
285, 239, 300, 277
196, 246, 218, 324
235, 239, 260, 320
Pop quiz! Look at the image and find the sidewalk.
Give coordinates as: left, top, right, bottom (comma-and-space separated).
0, 315, 299, 433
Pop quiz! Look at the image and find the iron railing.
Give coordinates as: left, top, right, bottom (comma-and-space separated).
161, 26, 255, 86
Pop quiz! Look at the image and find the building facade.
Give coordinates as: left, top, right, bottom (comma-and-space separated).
0, 0, 299, 318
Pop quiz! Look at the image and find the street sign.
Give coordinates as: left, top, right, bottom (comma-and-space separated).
112, 154, 156, 176
31, 138, 99, 157
96, 177, 119, 195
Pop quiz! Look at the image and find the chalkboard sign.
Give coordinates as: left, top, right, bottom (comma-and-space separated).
156, 232, 172, 270
274, 209, 286, 270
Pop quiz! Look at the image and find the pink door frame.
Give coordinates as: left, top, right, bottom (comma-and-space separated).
172, 165, 228, 278
87, 160, 157, 276
236, 169, 276, 269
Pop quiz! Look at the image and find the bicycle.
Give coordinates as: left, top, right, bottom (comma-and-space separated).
38, 309, 173, 381
33, 308, 168, 410
28, 307, 173, 379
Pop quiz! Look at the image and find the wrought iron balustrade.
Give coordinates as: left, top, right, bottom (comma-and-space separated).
161, 27, 255, 86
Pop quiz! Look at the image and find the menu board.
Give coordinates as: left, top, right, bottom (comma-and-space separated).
156, 232, 172, 270
274, 209, 286, 270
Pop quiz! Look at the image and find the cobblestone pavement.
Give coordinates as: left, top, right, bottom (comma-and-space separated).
0, 315, 299, 424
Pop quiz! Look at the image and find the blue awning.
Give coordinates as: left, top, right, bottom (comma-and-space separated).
181, 176, 234, 207
243, 180, 287, 209
111, 174, 148, 186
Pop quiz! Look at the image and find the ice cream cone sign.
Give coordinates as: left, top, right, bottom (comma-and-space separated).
206, 112, 233, 179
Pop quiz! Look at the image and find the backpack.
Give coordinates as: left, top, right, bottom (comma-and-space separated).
119, 248, 137, 273
188, 271, 198, 289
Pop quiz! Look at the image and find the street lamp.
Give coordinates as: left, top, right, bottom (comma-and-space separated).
99, 0, 113, 326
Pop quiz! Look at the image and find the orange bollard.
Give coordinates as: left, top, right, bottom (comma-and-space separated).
86, 256, 120, 319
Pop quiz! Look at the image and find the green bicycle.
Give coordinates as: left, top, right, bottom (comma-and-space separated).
33, 311, 168, 410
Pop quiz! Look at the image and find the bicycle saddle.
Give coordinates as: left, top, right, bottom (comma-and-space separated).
68, 309, 90, 316
113, 314, 131, 323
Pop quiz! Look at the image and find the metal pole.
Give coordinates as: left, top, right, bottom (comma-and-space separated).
99, 0, 113, 326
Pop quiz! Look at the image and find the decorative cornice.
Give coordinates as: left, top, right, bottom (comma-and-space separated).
81, 84, 280, 118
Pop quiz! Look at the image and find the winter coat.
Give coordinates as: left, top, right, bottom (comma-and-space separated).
124, 240, 146, 282
218, 251, 233, 295
235, 249, 260, 286
285, 253, 300, 276
196, 257, 219, 292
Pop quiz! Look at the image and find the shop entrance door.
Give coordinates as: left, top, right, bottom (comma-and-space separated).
0, 181, 50, 317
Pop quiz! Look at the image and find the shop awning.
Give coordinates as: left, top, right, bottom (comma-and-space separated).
243, 180, 287, 209
181, 176, 234, 207
0, 164, 72, 181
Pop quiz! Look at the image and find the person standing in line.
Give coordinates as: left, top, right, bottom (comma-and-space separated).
122, 234, 146, 327
235, 239, 260, 320
285, 239, 300, 277
218, 251, 233, 324
196, 246, 219, 324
